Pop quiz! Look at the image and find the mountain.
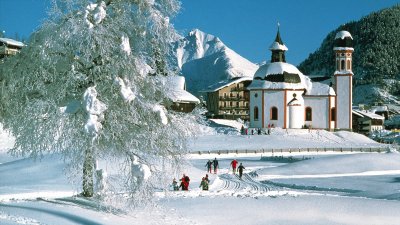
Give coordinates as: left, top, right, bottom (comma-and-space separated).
175, 29, 258, 97
298, 5, 400, 105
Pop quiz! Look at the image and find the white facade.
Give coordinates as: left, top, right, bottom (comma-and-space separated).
248, 30, 353, 130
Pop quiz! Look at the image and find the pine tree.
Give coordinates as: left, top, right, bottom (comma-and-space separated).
0, 0, 201, 203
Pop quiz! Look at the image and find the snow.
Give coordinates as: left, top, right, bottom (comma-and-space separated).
120, 36, 131, 55
83, 87, 107, 135
84, 2, 107, 29
353, 109, 385, 120
333, 47, 354, 51
0, 38, 25, 47
202, 76, 253, 92
166, 76, 200, 103
1, 120, 400, 224
152, 105, 168, 125
335, 30, 353, 40
306, 81, 335, 96
114, 77, 136, 102
269, 41, 288, 51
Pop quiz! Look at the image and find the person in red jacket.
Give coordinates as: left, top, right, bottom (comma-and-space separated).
179, 174, 190, 191
230, 159, 238, 174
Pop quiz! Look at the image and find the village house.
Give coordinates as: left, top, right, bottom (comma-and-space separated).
352, 109, 385, 134
201, 77, 252, 120
166, 75, 200, 113
0, 37, 25, 59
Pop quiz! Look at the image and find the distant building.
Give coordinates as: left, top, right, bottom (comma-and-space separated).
201, 77, 252, 120
247, 29, 353, 130
0, 38, 25, 59
166, 76, 200, 113
352, 109, 384, 134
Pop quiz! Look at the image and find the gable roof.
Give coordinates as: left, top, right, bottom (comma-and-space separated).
200, 76, 253, 92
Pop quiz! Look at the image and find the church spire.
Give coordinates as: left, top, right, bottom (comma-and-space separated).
269, 23, 288, 63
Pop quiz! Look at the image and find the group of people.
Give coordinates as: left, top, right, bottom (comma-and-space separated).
205, 157, 219, 174
172, 173, 210, 191
171, 157, 247, 191
230, 159, 245, 179
240, 124, 274, 135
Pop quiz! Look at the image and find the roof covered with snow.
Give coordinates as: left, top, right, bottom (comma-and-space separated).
166, 76, 200, 104
248, 62, 312, 92
353, 109, 385, 120
201, 76, 253, 92
335, 31, 353, 40
0, 38, 25, 47
269, 41, 288, 51
305, 82, 336, 96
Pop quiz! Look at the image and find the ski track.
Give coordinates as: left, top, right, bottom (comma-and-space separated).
217, 172, 274, 193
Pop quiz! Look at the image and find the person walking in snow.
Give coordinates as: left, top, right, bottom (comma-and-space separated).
258, 128, 261, 135
230, 159, 238, 174
213, 157, 219, 174
238, 163, 245, 179
179, 174, 190, 191
267, 124, 271, 135
205, 159, 212, 173
240, 125, 244, 135
199, 177, 209, 191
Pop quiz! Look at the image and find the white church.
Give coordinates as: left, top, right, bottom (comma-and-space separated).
248, 29, 354, 130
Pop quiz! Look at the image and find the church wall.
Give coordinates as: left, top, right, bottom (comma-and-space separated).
336, 76, 352, 129
285, 90, 305, 128
264, 90, 285, 128
304, 97, 329, 129
250, 90, 263, 128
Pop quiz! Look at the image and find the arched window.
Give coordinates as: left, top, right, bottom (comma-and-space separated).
305, 107, 312, 121
340, 60, 345, 71
336, 59, 339, 70
331, 107, 336, 121
270, 107, 278, 120
254, 106, 259, 121
347, 59, 351, 70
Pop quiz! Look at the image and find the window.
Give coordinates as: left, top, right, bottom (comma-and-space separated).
236, 102, 239, 107
305, 107, 312, 121
331, 108, 336, 121
254, 106, 259, 121
271, 107, 278, 120
224, 93, 227, 98
254, 93, 258, 98
347, 60, 351, 70
340, 60, 345, 71
336, 60, 339, 70
230, 101, 233, 106
230, 93, 233, 97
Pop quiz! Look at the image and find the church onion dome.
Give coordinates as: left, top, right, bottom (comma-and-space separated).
248, 62, 312, 92
334, 30, 353, 50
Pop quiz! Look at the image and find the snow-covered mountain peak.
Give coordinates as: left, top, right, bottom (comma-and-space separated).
176, 29, 259, 96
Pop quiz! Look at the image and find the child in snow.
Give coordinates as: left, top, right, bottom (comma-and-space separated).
172, 178, 179, 191
199, 177, 209, 191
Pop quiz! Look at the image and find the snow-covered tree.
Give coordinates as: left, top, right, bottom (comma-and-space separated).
0, 0, 201, 201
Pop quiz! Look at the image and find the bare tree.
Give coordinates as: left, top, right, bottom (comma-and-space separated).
0, 0, 201, 202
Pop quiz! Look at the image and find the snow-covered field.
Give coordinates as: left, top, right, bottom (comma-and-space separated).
1, 121, 400, 225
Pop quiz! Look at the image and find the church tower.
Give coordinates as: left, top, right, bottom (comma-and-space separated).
269, 26, 288, 63
333, 30, 354, 130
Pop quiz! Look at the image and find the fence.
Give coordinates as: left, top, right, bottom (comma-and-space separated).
192, 146, 389, 155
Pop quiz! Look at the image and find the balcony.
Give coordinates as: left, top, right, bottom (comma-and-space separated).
219, 96, 248, 101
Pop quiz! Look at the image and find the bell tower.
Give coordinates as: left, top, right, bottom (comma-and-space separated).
333, 30, 354, 130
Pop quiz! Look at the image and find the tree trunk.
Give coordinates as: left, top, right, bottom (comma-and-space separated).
82, 146, 94, 197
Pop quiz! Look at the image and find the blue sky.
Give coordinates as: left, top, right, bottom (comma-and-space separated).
1, 0, 399, 65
